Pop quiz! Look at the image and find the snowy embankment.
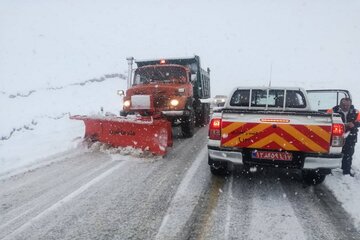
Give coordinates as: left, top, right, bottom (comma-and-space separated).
0, 73, 127, 175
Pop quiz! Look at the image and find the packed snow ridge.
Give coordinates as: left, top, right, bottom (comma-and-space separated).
4, 73, 126, 99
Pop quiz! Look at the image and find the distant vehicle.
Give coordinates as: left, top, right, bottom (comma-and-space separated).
213, 95, 227, 107
208, 87, 346, 184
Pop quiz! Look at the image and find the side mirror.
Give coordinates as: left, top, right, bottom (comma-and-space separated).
191, 74, 197, 82
117, 90, 125, 96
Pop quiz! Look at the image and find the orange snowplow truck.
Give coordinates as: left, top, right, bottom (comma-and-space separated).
120, 56, 211, 137
71, 55, 211, 155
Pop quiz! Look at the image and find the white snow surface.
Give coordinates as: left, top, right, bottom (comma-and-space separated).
0, 75, 128, 175
1, 0, 360, 234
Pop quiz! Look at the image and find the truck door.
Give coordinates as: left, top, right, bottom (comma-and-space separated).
306, 89, 351, 112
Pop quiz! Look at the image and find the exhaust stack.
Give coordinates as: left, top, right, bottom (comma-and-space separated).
126, 56, 134, 89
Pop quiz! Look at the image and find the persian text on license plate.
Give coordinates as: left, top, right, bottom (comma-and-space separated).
252, 151, 293, 161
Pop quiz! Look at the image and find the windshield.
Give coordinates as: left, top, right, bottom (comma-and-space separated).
133, 66, 187, 85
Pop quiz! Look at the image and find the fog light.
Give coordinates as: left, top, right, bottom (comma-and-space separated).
124, 100, 131, 107
170, 99, 179, 106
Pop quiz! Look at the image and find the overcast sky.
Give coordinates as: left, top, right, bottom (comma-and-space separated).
1, 0, 360, 104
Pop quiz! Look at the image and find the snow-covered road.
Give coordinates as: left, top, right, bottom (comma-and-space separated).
1, 127, 358, 240
197, 170, 359, 240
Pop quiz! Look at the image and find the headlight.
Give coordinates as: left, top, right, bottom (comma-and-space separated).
170, 99, 179, 106
123, 100, 131, 107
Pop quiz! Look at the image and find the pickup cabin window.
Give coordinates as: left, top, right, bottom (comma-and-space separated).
230, 89, 306, 108
270, 90, 285, 107
251, 89, 306, 108
230, 89, 250, 106
251, 89, 267, 107
285, 90, 306, 108
248, 89, 284, 107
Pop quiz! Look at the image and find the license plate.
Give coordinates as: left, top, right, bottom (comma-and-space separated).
252, 151, 292, 161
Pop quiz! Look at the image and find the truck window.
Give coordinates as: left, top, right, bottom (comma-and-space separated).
230, 89, 250, 107
269, 90, 285, 107
230, 89, 306, 108
307, 91, 348, 111
251, 89, 267, 106
134, 66, 187, 85
249, 89, 285, 107
285, 90, 306, 108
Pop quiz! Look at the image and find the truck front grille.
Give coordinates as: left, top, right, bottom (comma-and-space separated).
154, 96, 168, 108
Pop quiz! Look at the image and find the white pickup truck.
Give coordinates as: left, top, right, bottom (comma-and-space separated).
208, 87, 349, 184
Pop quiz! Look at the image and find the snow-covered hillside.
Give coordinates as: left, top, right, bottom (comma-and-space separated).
0, 74, 127, 174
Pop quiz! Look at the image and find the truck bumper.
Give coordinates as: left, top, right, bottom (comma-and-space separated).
208, 148, 243, 164
208, 144, 342, 170
162, 111, 185, 117
303, 155, 342, 169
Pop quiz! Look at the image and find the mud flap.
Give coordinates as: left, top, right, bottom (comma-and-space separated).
70, 115, 173, 155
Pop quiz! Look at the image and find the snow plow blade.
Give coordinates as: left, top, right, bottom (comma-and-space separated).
70, 115, 173, 155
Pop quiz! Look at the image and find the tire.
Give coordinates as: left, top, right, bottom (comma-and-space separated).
302, 170, 326, 185
120, 111, 128, 117
209, 162, 229, 176
195, 103, 210, 127
242, 163, 252, 174
181, 110, 195, 138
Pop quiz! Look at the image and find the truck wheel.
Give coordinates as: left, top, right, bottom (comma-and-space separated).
210, 161, 229, 176
120, 111, 128, 117
181, 110, 195, 138
242, 163, 252, 174
302, 170, 326, 185
195, 103, 210, 127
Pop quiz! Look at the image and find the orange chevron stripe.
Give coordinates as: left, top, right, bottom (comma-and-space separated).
248, 133, 299, 151
221, 121, 330, 153
277, 124, 327, 153
221, 122, 246, 135
222, 123, 270, 147
305, 125, 331, 142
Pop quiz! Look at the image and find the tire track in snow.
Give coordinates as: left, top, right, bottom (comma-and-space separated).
224, 175, 233, 239
1, 158, 128, 240
155, 146, 209, 240
246, 177, 306, 240
192, 175, 227, 240
200, 169, 306, 240
282, 179, 360, 240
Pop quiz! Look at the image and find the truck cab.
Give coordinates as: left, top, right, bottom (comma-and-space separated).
121, 56, 211, 137
123, 64, 193, 116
